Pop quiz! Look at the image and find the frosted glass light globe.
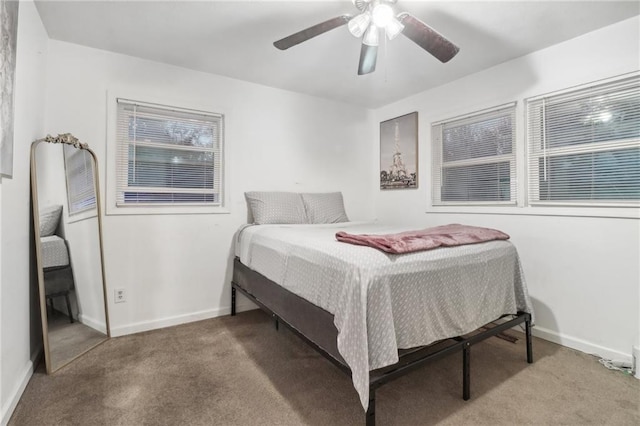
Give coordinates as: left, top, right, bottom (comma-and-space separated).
371, 4, 394, 28
348, 13, 371, 37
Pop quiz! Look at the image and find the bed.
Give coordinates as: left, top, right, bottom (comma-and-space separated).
231, 192, 533, 425
39, 205, 76, 323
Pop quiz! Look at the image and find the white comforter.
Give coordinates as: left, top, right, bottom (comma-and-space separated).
235, 222, 533, 411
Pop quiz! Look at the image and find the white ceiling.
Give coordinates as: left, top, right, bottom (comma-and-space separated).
34, 0, 640, 108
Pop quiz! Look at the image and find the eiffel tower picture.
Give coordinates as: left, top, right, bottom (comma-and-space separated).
380, 112, 418, 189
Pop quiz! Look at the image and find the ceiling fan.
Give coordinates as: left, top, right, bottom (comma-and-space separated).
273, 0, 460, 76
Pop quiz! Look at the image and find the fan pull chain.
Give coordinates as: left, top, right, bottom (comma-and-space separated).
384, 34, 388, 83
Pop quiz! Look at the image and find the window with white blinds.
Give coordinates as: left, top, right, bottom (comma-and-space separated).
63, 145, 97, 215
526, 75, 640, 207
432, 104, 517, 205
115, 99, 223, 207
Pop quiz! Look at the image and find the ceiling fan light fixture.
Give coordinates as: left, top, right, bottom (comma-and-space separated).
384, 16, 404, 40
352, 0, 372, 11
362, 24, 380, 46
371, 3, 394, 28
273, 0, 460, 75
348, 12, 371, 37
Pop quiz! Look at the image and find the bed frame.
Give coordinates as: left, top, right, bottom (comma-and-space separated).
231, 257, 533, 425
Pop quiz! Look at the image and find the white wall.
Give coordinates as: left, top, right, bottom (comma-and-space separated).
0, 1, 48, 424
33, 142, 65, 209
373, 17, 640, 361
65, 215, 107, 332
43, 40, 375, 336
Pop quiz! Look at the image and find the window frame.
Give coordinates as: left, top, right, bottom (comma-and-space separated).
106, 90, 229, 216
431, 102, 518, 207
63, 144, 98, 223
525, 73, 640, 208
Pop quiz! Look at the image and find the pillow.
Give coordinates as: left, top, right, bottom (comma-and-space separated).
301, 192, 349, 224
245, 192, 308, 225
39, 205, 63, 237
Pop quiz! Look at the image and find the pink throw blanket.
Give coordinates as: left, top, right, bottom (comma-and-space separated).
335, 224, 510, 254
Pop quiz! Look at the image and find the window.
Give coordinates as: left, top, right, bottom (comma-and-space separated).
526, 75, 640, 207
115, 99, 223, 207
63, 145, 96, 215
432, 103, 517, 205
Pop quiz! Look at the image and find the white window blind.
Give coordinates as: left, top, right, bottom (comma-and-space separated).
432, 104, 517, 205
527, 75, 640, 206
116, 99, 223, 207
63, 144, 97, 215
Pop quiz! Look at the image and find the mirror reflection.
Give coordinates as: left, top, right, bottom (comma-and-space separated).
31, 134, 110, 373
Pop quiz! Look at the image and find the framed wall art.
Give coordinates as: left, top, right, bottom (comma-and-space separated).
380, 111, 418, 189
1, 0, 19, 177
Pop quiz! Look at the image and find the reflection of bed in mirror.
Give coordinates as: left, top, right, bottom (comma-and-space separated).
30, 133, 110, 374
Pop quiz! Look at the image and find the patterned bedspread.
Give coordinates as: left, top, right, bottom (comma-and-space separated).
235, 222, 533, 411
40, 235, 70, 269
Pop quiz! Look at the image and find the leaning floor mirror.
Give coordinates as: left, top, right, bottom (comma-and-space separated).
30, 133, 110, 374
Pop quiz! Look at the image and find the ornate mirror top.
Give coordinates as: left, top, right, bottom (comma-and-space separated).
41, 133, 88, 150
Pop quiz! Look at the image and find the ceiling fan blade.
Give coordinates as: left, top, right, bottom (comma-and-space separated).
274, 15, 352, 50
358, 43, 378, 75
397, 12, 459, 63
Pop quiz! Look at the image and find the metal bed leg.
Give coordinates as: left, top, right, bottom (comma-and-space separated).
231, 286, 236, 316
275, 318, 279, 330
463, 342, 471, 401
525, 314, 533, 363
366, 387, 376, 426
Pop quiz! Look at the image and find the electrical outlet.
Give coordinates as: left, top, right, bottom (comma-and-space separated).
115, 288, 126, 303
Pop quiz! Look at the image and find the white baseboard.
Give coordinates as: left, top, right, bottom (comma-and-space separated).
109, 305, 633, 370
1, 348, 42, 426
77, 313, 107, 334
533, 325, 633, 363
110, 300, 256, 337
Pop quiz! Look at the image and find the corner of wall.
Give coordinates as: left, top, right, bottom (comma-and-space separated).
1, 0, 49, 423
0, 349, 42, 426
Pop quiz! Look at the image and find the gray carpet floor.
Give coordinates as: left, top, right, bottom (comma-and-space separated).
9, 310, 639, 425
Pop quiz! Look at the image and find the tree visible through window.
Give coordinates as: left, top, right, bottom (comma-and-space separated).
432, 104, 517, 205
115, 99, 223, 207
527, 75, 640, 206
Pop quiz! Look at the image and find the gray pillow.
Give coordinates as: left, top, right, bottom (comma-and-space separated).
301, 192, 349, 224
39, 205, 63, 237
245, 192, 308, 224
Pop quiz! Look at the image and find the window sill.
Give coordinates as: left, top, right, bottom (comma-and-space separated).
105, 205, 231, 216
426, 205, 639, 220
67, 210, 98, 224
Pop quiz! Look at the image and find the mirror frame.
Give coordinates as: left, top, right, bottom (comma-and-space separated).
30, 133, 111, 374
